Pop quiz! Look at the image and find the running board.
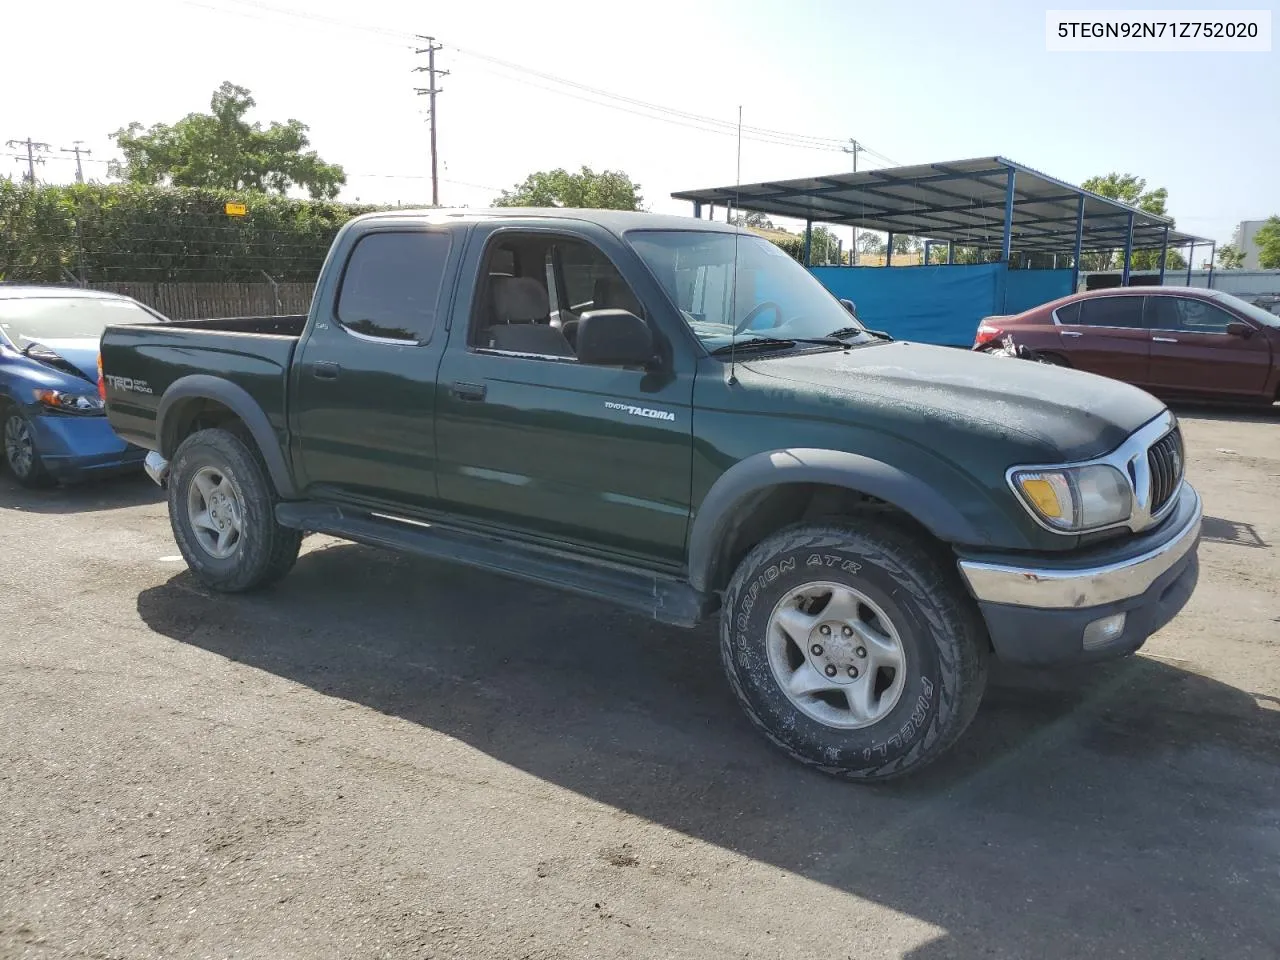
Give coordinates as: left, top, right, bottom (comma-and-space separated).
275, 502, 712, 628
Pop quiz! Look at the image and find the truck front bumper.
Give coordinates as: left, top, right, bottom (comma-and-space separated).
957, 484, 1202, 665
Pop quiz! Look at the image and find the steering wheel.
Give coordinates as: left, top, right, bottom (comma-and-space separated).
733, 300, 783, 335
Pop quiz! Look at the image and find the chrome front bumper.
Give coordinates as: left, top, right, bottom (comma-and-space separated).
958, 485, 1202, 609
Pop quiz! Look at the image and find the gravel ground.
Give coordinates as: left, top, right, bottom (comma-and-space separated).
1, 408, 1277, 960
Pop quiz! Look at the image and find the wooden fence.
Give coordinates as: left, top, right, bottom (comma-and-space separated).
88, 282, 315, 320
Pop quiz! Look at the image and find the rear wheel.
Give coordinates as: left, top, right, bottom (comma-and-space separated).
719, 520, 989, 781
3, 410, 54, 488
168, 428, 301, 592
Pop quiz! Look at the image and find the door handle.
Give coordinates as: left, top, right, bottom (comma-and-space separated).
312, 361, 341, 380
1152, 336, 1179, 343
450, 381, 487, 402
1060, 331, 1083, 338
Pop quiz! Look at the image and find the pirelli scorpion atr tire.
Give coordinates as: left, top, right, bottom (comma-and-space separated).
168, 428, 302, 593
720, 521, 989, 781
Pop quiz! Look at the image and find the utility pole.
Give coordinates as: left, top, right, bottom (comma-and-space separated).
413, 36, 449, 206
843, 139, 864, 265
6, 137, 50, 184
59, 141, 92, 183
842, 138, 864, 173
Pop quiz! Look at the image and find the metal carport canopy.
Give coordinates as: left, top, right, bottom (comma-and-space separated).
671, 157, 1208, 253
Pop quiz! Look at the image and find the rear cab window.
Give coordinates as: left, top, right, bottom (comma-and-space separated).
336, 231, 452, 343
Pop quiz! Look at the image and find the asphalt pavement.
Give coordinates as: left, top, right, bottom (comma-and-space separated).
1, 408, 1277, 959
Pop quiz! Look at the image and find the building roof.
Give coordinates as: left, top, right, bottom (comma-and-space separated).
671, 157, 1211, 254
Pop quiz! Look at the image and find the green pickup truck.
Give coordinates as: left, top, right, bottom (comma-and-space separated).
101, 209, 1202, 780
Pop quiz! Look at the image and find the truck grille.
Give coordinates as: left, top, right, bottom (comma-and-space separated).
1147, 427, 1184, 514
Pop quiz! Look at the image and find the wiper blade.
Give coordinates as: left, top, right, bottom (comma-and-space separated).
707, 337, 796, 356
707, 336, 849, 356
826, 326, 893, 342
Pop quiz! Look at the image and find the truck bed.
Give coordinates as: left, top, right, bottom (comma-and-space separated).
101, 316, 306, 453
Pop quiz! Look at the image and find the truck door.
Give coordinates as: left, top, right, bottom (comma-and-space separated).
290, 226, 457, 509
433, 225, 695, 567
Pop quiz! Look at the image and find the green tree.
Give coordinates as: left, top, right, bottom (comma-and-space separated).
1216, 243, 1246, 269
1081, 172, 1186, 271
110, 82, 346, 200
493, 166, 643, 210
731, 210, 776, 229
857, 232, 885, 255
1254, 216, 1280, 269
891, 234, 921, 255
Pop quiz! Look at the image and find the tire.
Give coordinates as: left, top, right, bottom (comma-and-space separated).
3, 409, 55, 488
1036, 353, 1069, 367
719, 520, 989, 781
168, 428, 301, 592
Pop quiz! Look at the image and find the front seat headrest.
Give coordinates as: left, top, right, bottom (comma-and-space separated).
492, 276, 550, 324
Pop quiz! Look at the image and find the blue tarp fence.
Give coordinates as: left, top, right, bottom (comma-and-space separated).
1004, 269, 1074, 314
809, 264, 1074, 346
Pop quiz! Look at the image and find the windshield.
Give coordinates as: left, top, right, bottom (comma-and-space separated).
628, 230, 873, 352
0, 296, 157, 346
1210, 291, 1280, 329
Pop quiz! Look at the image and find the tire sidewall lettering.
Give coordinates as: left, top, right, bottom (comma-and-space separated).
726, 539, 946, 771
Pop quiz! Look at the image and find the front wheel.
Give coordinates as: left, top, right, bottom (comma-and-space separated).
720, 521, 989, 781
168, 428, 301, 592
4, 410, 54, 488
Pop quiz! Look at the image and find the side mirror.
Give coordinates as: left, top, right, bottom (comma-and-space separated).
1225, 321, 1254, 338
840, 298, 858, 316
575, 309, 655, 367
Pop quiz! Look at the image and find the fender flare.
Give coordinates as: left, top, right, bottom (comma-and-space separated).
157, 375, 299, 499
686, 448, 989, 592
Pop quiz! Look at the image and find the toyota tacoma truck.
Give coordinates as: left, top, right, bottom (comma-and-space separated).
100, 209, 1202, 781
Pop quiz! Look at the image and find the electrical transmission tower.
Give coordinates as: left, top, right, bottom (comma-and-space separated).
413, 36, 450, 206
6, 137, 51, 184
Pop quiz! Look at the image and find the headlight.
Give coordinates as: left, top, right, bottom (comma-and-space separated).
1011, 464, 1132, 532
32, 389, 106, 415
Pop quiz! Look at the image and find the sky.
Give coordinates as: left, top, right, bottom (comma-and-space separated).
3, 0, 1277, 253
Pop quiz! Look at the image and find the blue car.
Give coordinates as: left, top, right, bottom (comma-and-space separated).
0, 287, 164, 487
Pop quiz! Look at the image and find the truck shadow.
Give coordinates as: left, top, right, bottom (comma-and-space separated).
0, 471, 160, 514
136, 543, 1280, 959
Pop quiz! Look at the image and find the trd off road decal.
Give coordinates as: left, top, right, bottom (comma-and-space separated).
104, 375, 153, 394
604, 401, 675, 422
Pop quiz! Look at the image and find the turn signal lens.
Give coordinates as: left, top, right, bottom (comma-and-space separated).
1017, 474, 1068, 520
97, 352, 106, 400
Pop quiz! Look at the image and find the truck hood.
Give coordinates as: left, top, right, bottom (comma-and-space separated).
741, 341, 1166, 462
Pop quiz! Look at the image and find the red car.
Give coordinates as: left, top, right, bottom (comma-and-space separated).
973, 287, 1280, 405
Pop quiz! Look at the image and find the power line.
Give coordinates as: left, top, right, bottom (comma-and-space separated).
412, 36, 449, 207
174, 0, 899, 162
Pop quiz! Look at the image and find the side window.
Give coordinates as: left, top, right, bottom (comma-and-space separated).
1076, 296, 1144, 329
1162, 298, 1238, 333
556, 240, 644, 318
1054, 301, 1081, 325
336, 231, 451, 342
